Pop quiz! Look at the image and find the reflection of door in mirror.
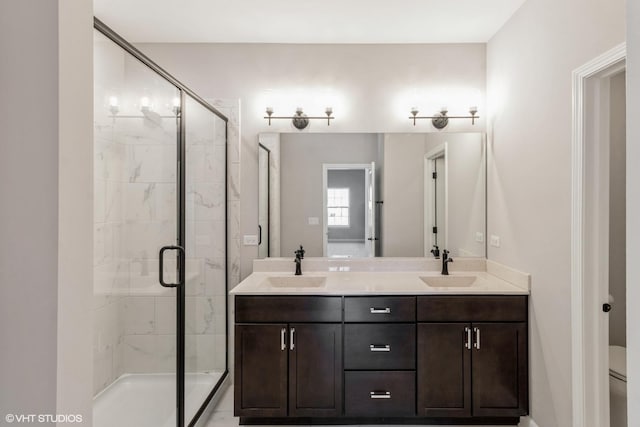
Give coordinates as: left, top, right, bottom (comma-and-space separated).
258, 144, 270, 258
425, 145, 448, 257
323, 164, 376, 258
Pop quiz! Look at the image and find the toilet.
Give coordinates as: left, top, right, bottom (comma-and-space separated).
609, 345, 627, 427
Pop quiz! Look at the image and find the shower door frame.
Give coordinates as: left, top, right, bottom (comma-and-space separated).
94, 18, 229, 427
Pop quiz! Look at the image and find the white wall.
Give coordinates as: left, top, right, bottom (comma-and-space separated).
486, 0, 625, 426
57, 0, 94, 422
383, 134, 427, 256
134, 43, 487, 278
626, 1, 640, 425
0, 0, 93, 423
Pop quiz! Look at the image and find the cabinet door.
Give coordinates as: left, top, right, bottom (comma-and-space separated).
289, 323, 343, 417
417, 323, 471, 417
235, 324, 288, 417
471, 322, 528, 417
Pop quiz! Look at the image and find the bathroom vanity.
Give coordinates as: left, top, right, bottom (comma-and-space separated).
231, 259, 530, 425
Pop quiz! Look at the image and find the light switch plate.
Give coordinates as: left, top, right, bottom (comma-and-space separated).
475, 232, 484, 243
243, 235, 259, 246
490, 235, 501, 247
308, 217, 319, 225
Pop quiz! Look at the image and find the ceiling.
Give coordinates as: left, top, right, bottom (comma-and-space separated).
93, 0, 527, 44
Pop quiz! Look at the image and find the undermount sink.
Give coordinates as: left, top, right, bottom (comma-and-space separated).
264, 276, 327, 288
420, 275, 477, 287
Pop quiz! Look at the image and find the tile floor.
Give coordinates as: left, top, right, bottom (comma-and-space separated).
327, 242, 370, 258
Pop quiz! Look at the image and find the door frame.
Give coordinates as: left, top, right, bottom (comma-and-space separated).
322, 163, 373, 257
571, 42, 626, 427
424, 144, 448, 256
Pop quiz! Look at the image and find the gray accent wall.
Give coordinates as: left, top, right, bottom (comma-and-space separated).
280, 133, 379, 257
327, 169, 366, 242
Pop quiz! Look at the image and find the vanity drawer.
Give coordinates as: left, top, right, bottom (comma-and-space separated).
344, 324, 415, 370
345, 296, 415, 322
417, 295, 527, 322
345, 371, 415, 417
235, 296, 342, 323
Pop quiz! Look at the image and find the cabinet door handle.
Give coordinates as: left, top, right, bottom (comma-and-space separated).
369, 344, 391, 352
370, 391, 391, 399
290, 328, 295, 351
370, 307, 391, 314
280, 328, 286, 351
473, 327, 480, 350
464, 327, 472, 350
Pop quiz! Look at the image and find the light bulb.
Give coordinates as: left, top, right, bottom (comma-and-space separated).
172, 97, 181, 115
108, 96, 119, 115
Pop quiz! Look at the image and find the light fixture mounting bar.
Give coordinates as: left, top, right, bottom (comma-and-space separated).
264, 107, 335, 128
409, 115, 480, 124
410, 108, 479, 127
264, 116, 335, 123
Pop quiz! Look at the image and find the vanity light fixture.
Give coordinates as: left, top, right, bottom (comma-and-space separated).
106, 95, 179, 123
410, 106, 479, 129
264, 107, 334, 129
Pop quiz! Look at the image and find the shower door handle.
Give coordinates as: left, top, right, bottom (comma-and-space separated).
159, 245, 184, 288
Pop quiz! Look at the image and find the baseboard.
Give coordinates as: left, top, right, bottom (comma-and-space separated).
517, 417, 539, 427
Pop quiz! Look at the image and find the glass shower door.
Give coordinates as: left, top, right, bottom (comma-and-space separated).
183, 95, 228, 424
93, 28, 181, 427
94, 19, 229, 427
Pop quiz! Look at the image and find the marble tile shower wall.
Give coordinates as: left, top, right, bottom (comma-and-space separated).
93, 102, 235, 395
94, 113, 178, 394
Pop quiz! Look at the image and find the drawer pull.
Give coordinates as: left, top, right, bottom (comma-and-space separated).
370, 307, 391, 314
369, 344, 391, 352
370, 391, 391, 399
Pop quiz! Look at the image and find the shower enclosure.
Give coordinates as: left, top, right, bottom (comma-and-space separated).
92, 19, 228, 427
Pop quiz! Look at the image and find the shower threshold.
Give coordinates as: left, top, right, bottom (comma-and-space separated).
93, 372, 224, 427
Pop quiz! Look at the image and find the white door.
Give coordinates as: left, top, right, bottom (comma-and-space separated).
367, 161, 376, 257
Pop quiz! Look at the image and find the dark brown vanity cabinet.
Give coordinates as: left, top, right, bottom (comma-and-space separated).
235, 294, 529, 424
344, 296, 416, 417
417, 296, 529, 418
234, 296, 343, 418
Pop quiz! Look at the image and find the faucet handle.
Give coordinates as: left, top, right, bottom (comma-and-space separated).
430, 245, 440, 258
295, 245, 305, 259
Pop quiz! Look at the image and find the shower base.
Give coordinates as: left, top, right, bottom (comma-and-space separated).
93, 372, 223, 427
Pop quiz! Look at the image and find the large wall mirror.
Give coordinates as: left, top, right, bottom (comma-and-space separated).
258, 132, 486, 259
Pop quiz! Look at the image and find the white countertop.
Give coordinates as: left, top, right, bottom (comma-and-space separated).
229, 270, 529, 296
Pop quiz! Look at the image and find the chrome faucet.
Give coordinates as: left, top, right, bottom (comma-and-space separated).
294, 245, 305, 276
441, 249, 453, 275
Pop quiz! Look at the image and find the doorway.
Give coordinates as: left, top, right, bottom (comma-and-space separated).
322, 163, 376, 257
424, 144, 448, 256
571, 43, 627, 427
